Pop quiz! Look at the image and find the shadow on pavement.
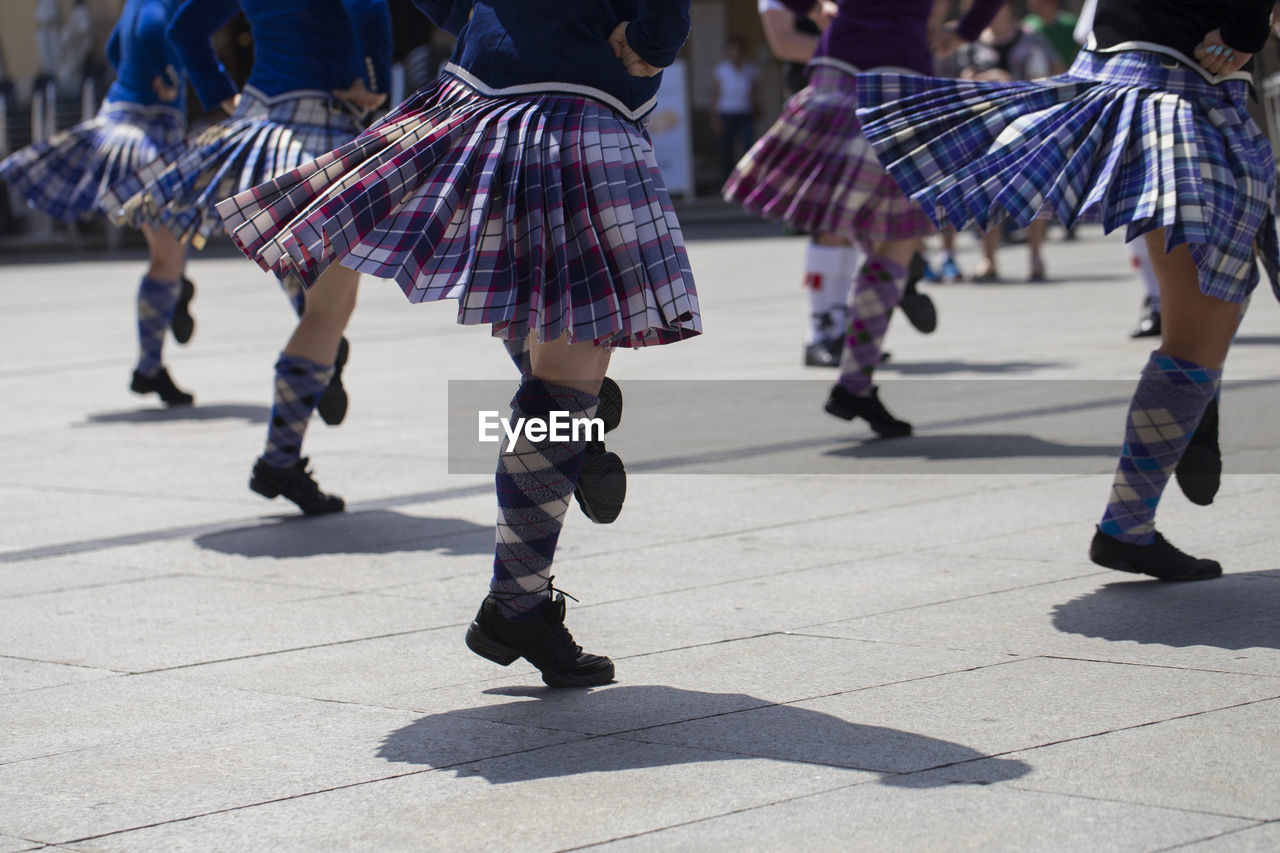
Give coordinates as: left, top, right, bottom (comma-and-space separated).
378, 685, 1032, 787
826, 433, 1115, 461
80, 403, 271, 425
878, 360, 1067, 375
1052, 570, 1280, 649
195, 509, 491, 558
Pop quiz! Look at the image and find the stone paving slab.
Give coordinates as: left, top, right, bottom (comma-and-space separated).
594, 783, 1254, 853
1180, 823, 1280, 852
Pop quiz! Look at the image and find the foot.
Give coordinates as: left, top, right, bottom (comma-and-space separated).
1130, 301, 1162, 338
971, 259, 999, 283
249, 456, 345, 515
575, 377, 627, 524
1028, 257, 1047, 283
130, 367, 194, 406
804, 339, 841, 367
317, 336, 349, 426
824, 385, 912, 437
1089, 528, 1222, 581
1175, 397, 1220, 506
465, 593, 615, 687
900, 277, 938, 334
940, 255, 963, 283
170, 277, 195, 344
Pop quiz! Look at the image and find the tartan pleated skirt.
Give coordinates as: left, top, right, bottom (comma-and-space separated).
215, 74, 700, 348
855, 50, 1280, 305
722, 61, 935, 245
107, 87, 362, 249
0, 100, 184, 222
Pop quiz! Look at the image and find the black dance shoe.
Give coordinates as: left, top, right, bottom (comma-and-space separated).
804, 337, 842, 367
317, 336, 350, 426
130, 367, 194, 406
466, 592, 614, 687
575, 377, 626, 524
824, 385, 912, 438
1088, 528, 1221, 581
249, 456, 345, 515
901, 259, 938, 334
1175, 398, 1220, 506
1130, 298, 1161, 338
170, 276, 195, 344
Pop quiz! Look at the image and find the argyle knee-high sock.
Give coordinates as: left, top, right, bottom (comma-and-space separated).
836, 255, 908, 396
135, 275, 182, 376
1099, 352, 1222, 544
491, 378, 599, 620
503, 337, 532, 377
261, 353, 334, 468
280, 275, 307, 318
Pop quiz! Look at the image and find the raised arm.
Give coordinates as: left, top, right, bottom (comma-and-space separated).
167, 0, 242, 110
340, 0, 393, 93
625, 0, 693, 69
409, 0, 474, 37
760, 7, 819, 63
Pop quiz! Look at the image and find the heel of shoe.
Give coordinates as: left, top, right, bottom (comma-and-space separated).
465, 622, 520, 666
248, 475, 281, 499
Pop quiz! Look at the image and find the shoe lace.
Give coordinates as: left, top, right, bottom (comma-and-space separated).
544, 576, 584, 655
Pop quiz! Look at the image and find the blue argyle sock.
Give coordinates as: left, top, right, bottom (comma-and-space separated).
503, 337, 532, 377
490, 379, 598, 620
280, 275, 307, 317
261, 353, 334, 468
1099, 352, 1221, 544
135, 275, 182, 376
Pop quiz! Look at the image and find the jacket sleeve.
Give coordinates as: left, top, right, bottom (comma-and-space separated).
106, 21, 123, 70
1220, 0, 1273, 54
410, 0, 473, 36
955, 0, 1003, 42
625, 0, 692, 69
167, 0, 241, 109
341, 0, 393, 92
772, 0, 817, 15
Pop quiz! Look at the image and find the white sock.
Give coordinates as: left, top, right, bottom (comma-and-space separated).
1127, 237, 1160, 309
804, 244, 849, 345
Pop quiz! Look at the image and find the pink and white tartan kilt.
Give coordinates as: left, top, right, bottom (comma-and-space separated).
107, 87, 362, 249
215, 74, 700, 348
723, 61, 934, 245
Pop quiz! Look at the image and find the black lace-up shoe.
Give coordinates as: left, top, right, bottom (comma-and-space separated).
824, 385, 912, 437
1088, 528, 1222, 581
804, 338, 842, 367
901, 259, 938, 334
249, 456, 345, 515
465, 593, 614, 688
171, 276, 195, 344
575, 377, 626, 524
317, 336, 350, 426
130, 367, 194, 406
1175, 398, 1220, 506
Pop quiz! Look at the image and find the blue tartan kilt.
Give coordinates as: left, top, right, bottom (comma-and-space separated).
0, 100, 184, 222
855, 50, 1279, 305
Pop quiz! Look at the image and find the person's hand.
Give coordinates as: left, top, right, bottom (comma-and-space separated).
609, 21, 662, 77
152, 73, 178, 102
220, 93, 240, 115
811, 1, 837, 32
333, 78, 386, 112
931, 20, 963, 58
1194, 29, 1253, 77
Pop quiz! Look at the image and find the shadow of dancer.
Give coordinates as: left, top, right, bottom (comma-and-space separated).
378, 685, 1031, 787
195, 509, 492, 558
1052, 570, 1280, 650
80, 403, 271, 425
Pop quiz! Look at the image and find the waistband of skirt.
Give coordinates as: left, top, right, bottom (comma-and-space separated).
1070, 49, 1252, 101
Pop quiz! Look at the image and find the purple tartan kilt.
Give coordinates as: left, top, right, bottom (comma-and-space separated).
0, 101, 184, 222
215, 74, 701, 348
722, 63, 934, 244
855, 50, 1280, 305
107, 87, 362, 249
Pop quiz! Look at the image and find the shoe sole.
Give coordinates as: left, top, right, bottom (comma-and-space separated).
465, 622, 615, 687
1175, 446, 1220, 506
171, 279, 195, 345
900, 294, 937, 334
574, 468, 627, 524
1088, 550, 1222, 582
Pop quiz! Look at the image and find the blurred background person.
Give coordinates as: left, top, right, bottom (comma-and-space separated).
711, 35, 760, 183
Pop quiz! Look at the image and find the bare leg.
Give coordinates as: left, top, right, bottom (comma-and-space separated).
282, 264, 360, 364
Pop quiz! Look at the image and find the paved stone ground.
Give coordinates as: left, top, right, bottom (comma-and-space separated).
1, 223, 1278, 852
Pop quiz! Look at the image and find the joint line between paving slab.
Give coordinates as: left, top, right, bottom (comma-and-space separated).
1154, 819, 1279, 852
1041, 654, 1280, 680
